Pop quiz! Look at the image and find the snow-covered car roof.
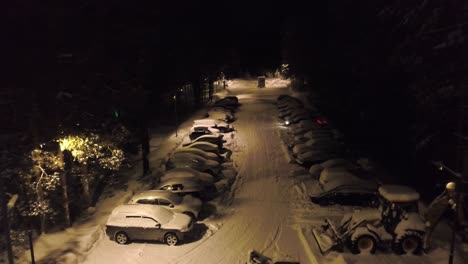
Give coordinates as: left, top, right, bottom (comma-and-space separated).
184, 141, 219, 149
317, 184, 377, 197
157, 177, 203, 189
176, 147, 218, 159
378, 185, 420, 202
108, 204, 174, 225
190, 125, 220, 134
319, 167, 361, 186
130, 190, 182, 205
303, 130, 333, 138
321, 158, 356, 168
322, 178, 378, 193
299, 150, 332, 159
192, 134, 223, 140
305, 138, 336, 147
209, 106, 233, 113
194, 119, 229, 127
162, 167, 214, 183
172, 153, 219, 166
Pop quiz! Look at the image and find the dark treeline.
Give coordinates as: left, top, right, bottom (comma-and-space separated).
282, 0, 468, 199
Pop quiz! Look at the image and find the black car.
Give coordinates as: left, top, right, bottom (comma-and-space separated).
310, 184, 378, 207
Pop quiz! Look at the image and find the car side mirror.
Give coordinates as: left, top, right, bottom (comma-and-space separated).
155, 223, 161, 228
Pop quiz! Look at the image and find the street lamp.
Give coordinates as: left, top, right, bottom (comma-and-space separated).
432, 161, 466, 264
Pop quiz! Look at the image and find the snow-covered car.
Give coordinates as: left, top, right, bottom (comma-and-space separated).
187, 134, 224, 148
210, 104, 237, 113
309, 158, 361, 179
193, 119, 233, 132
318, 167, 364, 186
279, 106, 306, 118
309, 178, 378, 207
210, 106, 234, 114
292, 138, 343, 156
175, 147, 223, 162
295, 150, 344, 166
285, 112, 323, 125
278, 101, 303, 112
213, 97, 240, 108
292, 134, 334, 146
183, 141, 221, 153
293, 129, 341, 144
224, 96, 239, 103
105, 204, 193, 246
156, 178, 211, 199
162, 167, 215, 184
291, 121, 322, 134
167, 153, 221, 175
189, 125, 221, 140
277, 97, 302, 108
207, 110, 235, 123
279, 108, 311, 118
128, 190, 202, 218
212, 101, 238, 112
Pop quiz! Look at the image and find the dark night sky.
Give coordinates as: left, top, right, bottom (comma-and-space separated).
157, 0, 290, 73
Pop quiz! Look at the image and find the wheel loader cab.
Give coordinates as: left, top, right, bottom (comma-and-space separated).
377, 185, 420, 234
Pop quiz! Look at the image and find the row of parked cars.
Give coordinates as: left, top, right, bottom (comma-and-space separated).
279, 95, 440, 256
105, 96, 240, 246
277, 95, 379, 207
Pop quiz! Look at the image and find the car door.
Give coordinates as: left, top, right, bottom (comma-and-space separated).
139, 217, 162, 241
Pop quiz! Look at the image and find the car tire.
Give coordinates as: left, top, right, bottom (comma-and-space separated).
350, 235, 377, 254
392, 233, 422, 255
115, 231, 130, 245
165, 232, 179, 246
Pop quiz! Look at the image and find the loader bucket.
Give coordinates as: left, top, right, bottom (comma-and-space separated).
312, 228, 336, 254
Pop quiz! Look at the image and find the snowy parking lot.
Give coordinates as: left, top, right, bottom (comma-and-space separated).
19, 79, 468, 264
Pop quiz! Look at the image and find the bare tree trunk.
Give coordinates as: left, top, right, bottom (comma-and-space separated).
56, 148, 71, 227
141, 125, 150, 176
81, 163, 91, 208
1, 188, 14, 264
33, 166, 46, 234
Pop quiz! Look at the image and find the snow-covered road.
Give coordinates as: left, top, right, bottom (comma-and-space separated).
83, 79, 467, 264
83, 80, 306, 264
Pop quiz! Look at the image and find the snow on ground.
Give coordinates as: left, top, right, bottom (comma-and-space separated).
15, 78, 468, 264
82, 79, 309, 264
280, 89, 468, 264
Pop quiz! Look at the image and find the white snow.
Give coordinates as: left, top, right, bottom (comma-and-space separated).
13, 79, 468, 264
379, 185, 420, 202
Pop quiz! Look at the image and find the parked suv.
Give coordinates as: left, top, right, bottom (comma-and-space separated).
105, 204, 193, 246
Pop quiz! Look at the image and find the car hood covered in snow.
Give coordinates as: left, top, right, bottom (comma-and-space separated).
162, 213, 192, 230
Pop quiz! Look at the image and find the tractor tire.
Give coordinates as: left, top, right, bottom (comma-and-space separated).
349, 235, 377, 254
392, 234, 422, 255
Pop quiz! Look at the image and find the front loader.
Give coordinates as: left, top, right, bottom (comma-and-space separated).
313, 184, 453, 255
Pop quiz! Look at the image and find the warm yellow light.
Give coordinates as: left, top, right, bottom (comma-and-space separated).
59, 137, 72, 151
58, 136, 87, 158
446, 182, 456, 191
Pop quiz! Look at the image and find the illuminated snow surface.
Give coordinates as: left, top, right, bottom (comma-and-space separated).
17, 79, 468, 264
